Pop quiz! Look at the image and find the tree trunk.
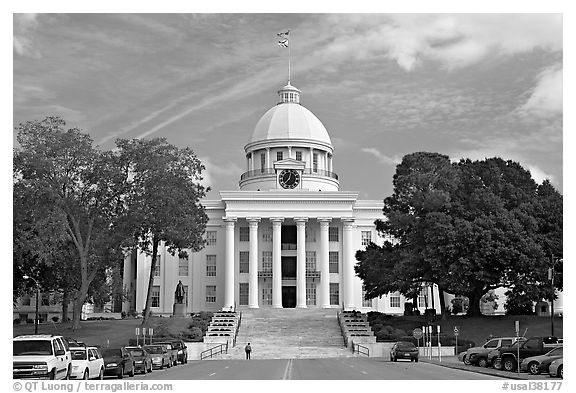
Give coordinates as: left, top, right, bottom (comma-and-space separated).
438, 288, 447, 320
142, 236, 160, 326
61, 290, 69, 322
466, 291, 483, 317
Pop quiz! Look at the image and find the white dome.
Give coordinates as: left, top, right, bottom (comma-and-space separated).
251, 103, 332, 145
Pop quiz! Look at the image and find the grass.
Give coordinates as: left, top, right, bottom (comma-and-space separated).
12, 317, 197, 348
370, 314, 563, 348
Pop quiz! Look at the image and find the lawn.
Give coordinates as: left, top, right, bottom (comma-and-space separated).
369, 313, 563, 348
13, 316, 201, 348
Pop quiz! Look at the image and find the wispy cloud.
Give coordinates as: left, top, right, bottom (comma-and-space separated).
517, 64, 563, 118
361, 148, 401, 166
14, 14, 41, 58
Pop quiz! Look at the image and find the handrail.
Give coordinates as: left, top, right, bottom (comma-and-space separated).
239, 167, 339, 181
200, 342, 228, 360
233, 311, 242, 347
353, 343, 370, 357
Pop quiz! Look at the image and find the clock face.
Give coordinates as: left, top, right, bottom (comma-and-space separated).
279, 169, 300, 189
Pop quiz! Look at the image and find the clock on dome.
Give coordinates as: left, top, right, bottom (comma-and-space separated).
278, 169, 300, 189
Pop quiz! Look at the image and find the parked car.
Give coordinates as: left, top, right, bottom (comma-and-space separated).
520, 346, 563, 375
496, 336, 560, 372
548, 358, 563, 378
69, 345, 104, 379
158, 339, 188, 364
144, 344, 171, 369
13, 334, 72, 380
101, 347, 135, 379
458, 337, 525, 367
154, 341, 179, 366
390, 341, 419, 362
125, 346, 153, 374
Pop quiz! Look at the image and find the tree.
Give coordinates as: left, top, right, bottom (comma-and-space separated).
116, 138, 208, 326
14, 117, 128, 329
356, 152, 563, 317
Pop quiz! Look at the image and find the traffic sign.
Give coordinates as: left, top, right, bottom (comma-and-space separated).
135, 327, 140, 336
413, 328, 423, 339
454, 326, 459, 336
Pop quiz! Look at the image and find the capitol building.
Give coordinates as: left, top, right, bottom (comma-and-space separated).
122, 81, 444, 316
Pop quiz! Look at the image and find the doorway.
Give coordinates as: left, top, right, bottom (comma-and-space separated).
282, 286, 296, 308
281, 256, 296, 279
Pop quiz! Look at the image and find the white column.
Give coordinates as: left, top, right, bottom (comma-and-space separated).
295, 217, 308, 308
271, 217, 284, 308
266, 148, 271, 170
343, 218, 356, 310
318, 218, 331, 308
309, 147, 313, 170
224, 217, 236, 310
247, 218, 260, 308
288, 146, 292, 159
325, 151, 329, 172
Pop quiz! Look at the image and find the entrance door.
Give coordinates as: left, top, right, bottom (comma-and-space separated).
282, 286, 297, 308
281, 256, 296, 279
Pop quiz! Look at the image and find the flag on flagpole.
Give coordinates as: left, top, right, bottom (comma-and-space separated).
277, 30, 290, 38
278, 39, 288, 48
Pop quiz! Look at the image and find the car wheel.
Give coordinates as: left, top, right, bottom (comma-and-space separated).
83, 369, 89, 380
478, 358, 488, 368
528, 362, 540, 375
184, 355, 188, 364
415, 358, 419, 363
129, 364, 135, 377
49, 369, 56, 380
160, 361, 164, 370
463, 355, 470, 365
559, 365, 563, 379
98, 368, 104, 380
65, 365, 71, 380
118, 366, 124, 379
503, 358, 517, 372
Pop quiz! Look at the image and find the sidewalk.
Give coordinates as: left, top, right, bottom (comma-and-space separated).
420, 356, 548, 380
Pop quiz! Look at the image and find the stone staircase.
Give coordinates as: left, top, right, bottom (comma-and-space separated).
214, 308, 356, 359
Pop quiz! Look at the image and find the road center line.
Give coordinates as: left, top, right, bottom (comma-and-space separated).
282, 359, 294, 380
361, 371, 368, 375
209, 372, 216, 376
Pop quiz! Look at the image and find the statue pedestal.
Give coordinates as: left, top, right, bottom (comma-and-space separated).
173, 303, 186, 317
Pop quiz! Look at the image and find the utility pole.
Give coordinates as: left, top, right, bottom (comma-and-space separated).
548, 254, 555, 337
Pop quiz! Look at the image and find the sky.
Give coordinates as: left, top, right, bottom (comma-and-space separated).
12, 12, 563, 201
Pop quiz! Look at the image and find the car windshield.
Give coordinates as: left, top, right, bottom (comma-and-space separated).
71, 350, 87, 360
13, 340, 53, 356
102, 349, 122, 357
130, 350, 144, 357
396, 342, 416, 349
145, 346, 163, 354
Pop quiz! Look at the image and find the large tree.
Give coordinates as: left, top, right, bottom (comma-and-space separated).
356, 152, 562, 317
14, 117, 128, 329
115, 138, 208, 326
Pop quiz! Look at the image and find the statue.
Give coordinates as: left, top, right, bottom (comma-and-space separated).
175, 280, 185, 304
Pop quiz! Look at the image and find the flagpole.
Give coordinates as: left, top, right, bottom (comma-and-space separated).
288, 33, 291, 85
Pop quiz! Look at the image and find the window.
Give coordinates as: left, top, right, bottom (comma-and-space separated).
262, 251, 272, 271
276, 151, 283, 161
329, 251, 339, 273
361, 231, 372, 246
178, 258, 189, 276
41, 294, 50, 306
417, 290, 427, 308
306, 251, 317, 271
313, 153, 318, 172
239, 283, 249, 306
262, 226, 272, 242
305, 227, 316, 242
389, 292, 401, 308
206, 286, 216, 303
239, 227, 250, 242
22, 295, 31, 306
206, 255, 216, 277
306, 283, 316, 306
153, 255, 161, 277
296, 151, 302, 161
261, 283, 272, 306
260, 153, 266, 171
329, 227, 339, 242
362, 286, 373, 308
239, 251, 249, 273
330, 283, 339, 305
485, 340, 499, 349
206, 231, 217, 246
151, 286, 160, 307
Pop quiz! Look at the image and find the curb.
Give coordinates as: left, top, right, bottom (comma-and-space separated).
420, 359, 531, 380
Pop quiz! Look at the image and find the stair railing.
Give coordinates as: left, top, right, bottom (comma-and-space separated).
233, 311, 242, 347
353, 343, 370, 357
200, 342, 229, 360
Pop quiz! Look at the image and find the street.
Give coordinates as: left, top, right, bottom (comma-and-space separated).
128, 358, 501, 380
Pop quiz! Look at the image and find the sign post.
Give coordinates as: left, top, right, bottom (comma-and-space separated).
515, 321, 520, 377
413, 328, 423, 358
454, 326, 459, 356
142, 328, 147, 346
135, 327, 140, 347
428, 326, 432, 360
437, 325, 442, 362
149, 328, 154, 345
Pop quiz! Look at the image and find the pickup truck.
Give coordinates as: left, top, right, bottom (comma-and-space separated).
494, 336, 560, 372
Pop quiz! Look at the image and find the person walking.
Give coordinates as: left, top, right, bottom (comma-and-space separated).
244, 343, 252, 359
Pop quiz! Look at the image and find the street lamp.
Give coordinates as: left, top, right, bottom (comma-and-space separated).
23, 275, 40, 334
547, 264, 555, 337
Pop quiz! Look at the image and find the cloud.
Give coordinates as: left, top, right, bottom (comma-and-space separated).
361, 148, 401, 166
518, 65, 563, 118
199, 156, 244, 190
526, 165, 556, 185
14, 14, 41, 57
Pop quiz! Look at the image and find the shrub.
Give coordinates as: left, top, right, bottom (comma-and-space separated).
121, 311, 127, 319
13, 318, 21, 325
26, 318, 34, 324
52, 316, 59, 323
184, 327, 203, 341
